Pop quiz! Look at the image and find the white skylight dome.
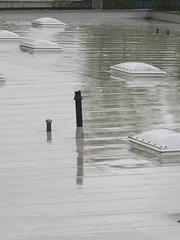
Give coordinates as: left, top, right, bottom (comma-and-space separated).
128, 129, 180, 154
0, 30, 21, 40
20, 38, 62, 51
31, 17, 65, 26
110, 62, 166, 77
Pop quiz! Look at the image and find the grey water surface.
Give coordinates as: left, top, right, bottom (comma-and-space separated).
0, 10, 180, 240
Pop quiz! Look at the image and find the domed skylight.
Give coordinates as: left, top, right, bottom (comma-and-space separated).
128, 129, 180, 154
20, 38, 62, 51
32, 17, 65, 26
0, 30, 21, 40
110, 62, 166, 77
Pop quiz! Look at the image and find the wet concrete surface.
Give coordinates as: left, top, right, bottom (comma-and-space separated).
0, 10, 180, 239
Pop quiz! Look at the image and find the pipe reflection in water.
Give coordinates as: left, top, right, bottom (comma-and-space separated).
46, 131, 52, 142
76, 127, 84, 185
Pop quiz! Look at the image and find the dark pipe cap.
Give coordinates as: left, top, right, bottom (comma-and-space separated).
46, 119, 52, 123
74, 90, 83, 100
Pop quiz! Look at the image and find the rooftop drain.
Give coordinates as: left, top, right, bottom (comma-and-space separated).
0, 30, 21, 40
128, 129, 180, 155
20, 38, 62, 52
110, 62, 166, 77
31, 17, 65, 26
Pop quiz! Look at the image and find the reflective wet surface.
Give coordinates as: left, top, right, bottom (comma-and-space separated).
0, 10, 180, 239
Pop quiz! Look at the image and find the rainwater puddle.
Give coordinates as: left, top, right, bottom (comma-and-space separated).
0, 11, 180, 173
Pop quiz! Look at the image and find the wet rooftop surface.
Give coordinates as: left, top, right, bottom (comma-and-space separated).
0, 10, 180, 240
